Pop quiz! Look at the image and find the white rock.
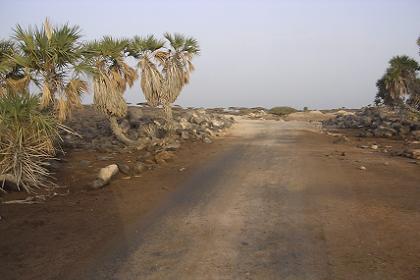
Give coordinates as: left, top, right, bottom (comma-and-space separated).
211, 119, 224, 128
92, 164, 119, 189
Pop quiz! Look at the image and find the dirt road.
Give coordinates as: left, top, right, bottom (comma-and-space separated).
59, 119, 420, 280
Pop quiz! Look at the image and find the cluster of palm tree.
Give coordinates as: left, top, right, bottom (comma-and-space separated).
0, 19, 199, 192
1, 19, 199, 138
375, 38, 420, 110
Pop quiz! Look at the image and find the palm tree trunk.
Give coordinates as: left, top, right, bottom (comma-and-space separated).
109, 116, 146, 146
162, 103, 174, 131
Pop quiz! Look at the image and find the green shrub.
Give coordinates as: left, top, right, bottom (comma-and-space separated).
0, 93, 60, 193
269, 106, 298, 116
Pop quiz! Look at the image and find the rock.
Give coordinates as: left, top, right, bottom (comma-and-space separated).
204, 128, 214, 136
203, 137, 213, 144
335, 110, 354, 116
323, 106, 420, 141
165, 142, 181, 151
332, 135, 350, 144
188, 112, 204, 124
399, 126, 411, 136
137, 151, 152, 161
181, 131, 190, 140
117, 163, 131, 175
407, 149, 420, 159
61, 106, 235, 158
91, 179, 106, 189
79, 160, 90, 167
373, 127, 396, 138
370, 144, 378, 150
211, 119, 224, 128
92, 164, 119, 189
412, 130, 420, 140
134, 163, 147, 174
359, 166, 367, 170
154, 151, 175, 164
97, 155, 114, 161
178, 118, 191, 130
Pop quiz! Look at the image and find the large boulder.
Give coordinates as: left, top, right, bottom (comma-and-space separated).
412, 130, 420, 140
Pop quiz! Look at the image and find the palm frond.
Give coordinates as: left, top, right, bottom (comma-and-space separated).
93, 71, 127, 118
140, 56, 163, 106
128, 35, 164, 58
10, 20, 86, 120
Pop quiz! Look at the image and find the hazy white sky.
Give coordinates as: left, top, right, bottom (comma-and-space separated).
1, 0, 419, 109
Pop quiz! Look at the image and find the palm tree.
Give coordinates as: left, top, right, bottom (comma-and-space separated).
128, 33, 199, 124
83, 36, 138, 145
159, 33, 200, 121
10, 19, 87, 121
383, 56, 419, 103
127, 35, 165, 107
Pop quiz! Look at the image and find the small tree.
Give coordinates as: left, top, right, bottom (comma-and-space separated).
0, 93, 60, 193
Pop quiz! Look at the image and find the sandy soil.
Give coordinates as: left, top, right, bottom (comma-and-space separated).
1, 118, 420, 279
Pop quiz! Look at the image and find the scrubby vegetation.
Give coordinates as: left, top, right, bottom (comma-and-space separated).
268, 106, 298, 116
0, 94, 60, 193
0, 19, 200, 192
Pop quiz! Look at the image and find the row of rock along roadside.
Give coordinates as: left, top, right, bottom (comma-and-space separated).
323, 106, 420, 139
322, 106, 420, 160
60, 105, 235, 189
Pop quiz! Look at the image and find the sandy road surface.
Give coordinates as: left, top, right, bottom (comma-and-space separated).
61, 118, 420, 280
